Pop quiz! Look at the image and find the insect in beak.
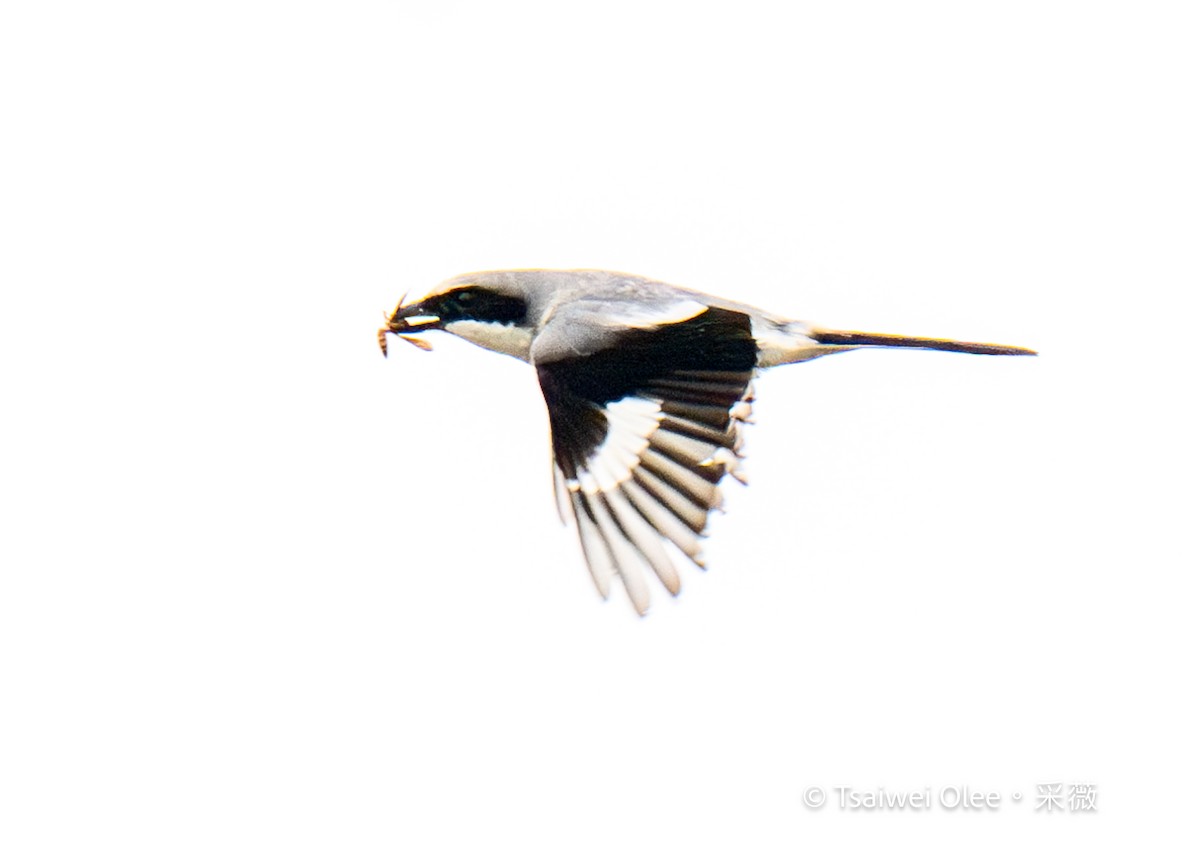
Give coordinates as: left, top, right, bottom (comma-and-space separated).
378, 292, 437, 356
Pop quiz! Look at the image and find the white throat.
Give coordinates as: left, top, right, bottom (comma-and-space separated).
444, 319, 534, 361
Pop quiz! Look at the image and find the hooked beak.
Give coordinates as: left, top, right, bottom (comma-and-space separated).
378, 294, 441, 357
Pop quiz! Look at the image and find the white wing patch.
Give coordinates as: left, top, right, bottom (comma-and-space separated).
568, 396, 662, 494
603, 298, 708, 331
552, 379, 754, 615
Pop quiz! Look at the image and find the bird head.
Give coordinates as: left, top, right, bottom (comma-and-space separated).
379, 273, 534, 360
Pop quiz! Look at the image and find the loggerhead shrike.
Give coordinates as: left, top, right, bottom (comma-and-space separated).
379, 269, 1034, 614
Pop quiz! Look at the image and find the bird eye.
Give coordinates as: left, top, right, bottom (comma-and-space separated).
457, 289, 476, 302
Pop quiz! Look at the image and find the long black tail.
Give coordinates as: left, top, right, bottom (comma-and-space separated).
810, 328, 1037, 357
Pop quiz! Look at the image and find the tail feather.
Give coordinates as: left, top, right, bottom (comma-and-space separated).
810, 328, 1036, 357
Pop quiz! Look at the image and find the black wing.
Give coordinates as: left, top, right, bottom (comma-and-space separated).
534, 306, 758, 614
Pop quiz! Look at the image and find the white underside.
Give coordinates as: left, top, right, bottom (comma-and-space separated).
751, 319, 853, 367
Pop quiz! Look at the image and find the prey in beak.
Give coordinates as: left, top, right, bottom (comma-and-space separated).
378, 294, 441, 357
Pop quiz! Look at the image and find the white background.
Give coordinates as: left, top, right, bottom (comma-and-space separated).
2, 1, 1197, 854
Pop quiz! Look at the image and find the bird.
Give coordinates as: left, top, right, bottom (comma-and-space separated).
379, 268, 1035, 614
